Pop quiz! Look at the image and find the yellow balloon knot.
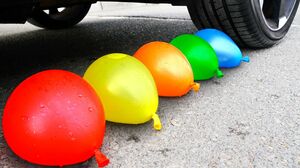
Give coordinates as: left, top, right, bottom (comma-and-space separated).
191, 83, 200, 92
152, 114, 162, 131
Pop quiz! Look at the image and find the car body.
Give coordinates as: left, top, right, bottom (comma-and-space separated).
1, 0, 299, 48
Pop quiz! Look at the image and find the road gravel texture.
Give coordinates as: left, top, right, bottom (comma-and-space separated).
0, 3, 300, 168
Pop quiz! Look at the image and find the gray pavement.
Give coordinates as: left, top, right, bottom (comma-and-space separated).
0, 3, 300, 168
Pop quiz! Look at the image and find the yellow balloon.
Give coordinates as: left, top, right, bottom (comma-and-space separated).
83, 53, 161, 130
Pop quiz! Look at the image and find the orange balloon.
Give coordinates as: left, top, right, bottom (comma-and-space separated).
134, 41, 200, 97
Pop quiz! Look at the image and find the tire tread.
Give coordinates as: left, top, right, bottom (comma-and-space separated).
187, 0, 296, 48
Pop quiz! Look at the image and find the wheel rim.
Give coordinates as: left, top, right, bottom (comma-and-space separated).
259, 0, 297, 31
43, 7, 66, 18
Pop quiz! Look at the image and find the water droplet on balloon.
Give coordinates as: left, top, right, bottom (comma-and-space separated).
40, 104, 45, 108
68, 131, 76, 141
88, 107, 93, 112
78, 94, 83, 98
21, 116, 28, 121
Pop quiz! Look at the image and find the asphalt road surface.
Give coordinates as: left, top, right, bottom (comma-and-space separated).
0, 3, 300, 168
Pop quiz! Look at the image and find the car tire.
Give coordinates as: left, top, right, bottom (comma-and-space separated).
187, 0, 300, 48
28, 4, 91, 29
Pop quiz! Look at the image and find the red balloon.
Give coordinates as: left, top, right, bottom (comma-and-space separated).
2, 70, 109, 167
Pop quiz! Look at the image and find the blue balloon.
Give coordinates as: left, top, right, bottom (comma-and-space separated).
195, 29, 249, 68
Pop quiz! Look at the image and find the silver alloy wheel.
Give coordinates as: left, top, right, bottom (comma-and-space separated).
259, 0, 297, 31
44, 7, 65, 15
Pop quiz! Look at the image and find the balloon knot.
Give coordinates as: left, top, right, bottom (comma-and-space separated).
242, 56, 250, 63
191, 83, 200, 92
95, 150, 109, 167
152, 114, 162, 131
216, 69, 224, 78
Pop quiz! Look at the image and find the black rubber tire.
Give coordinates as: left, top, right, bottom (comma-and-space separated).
28, 4, 91, 29
187, 0, 300, 48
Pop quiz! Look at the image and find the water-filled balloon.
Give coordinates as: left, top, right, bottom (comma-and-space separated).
134, 41, 200, 97
170, 34, 223, 80
195, 29, 249, 68
84, 53, 161, 130
2, 70, 109, 167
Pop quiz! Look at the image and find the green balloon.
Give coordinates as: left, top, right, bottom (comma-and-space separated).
170, 34, 223, 80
